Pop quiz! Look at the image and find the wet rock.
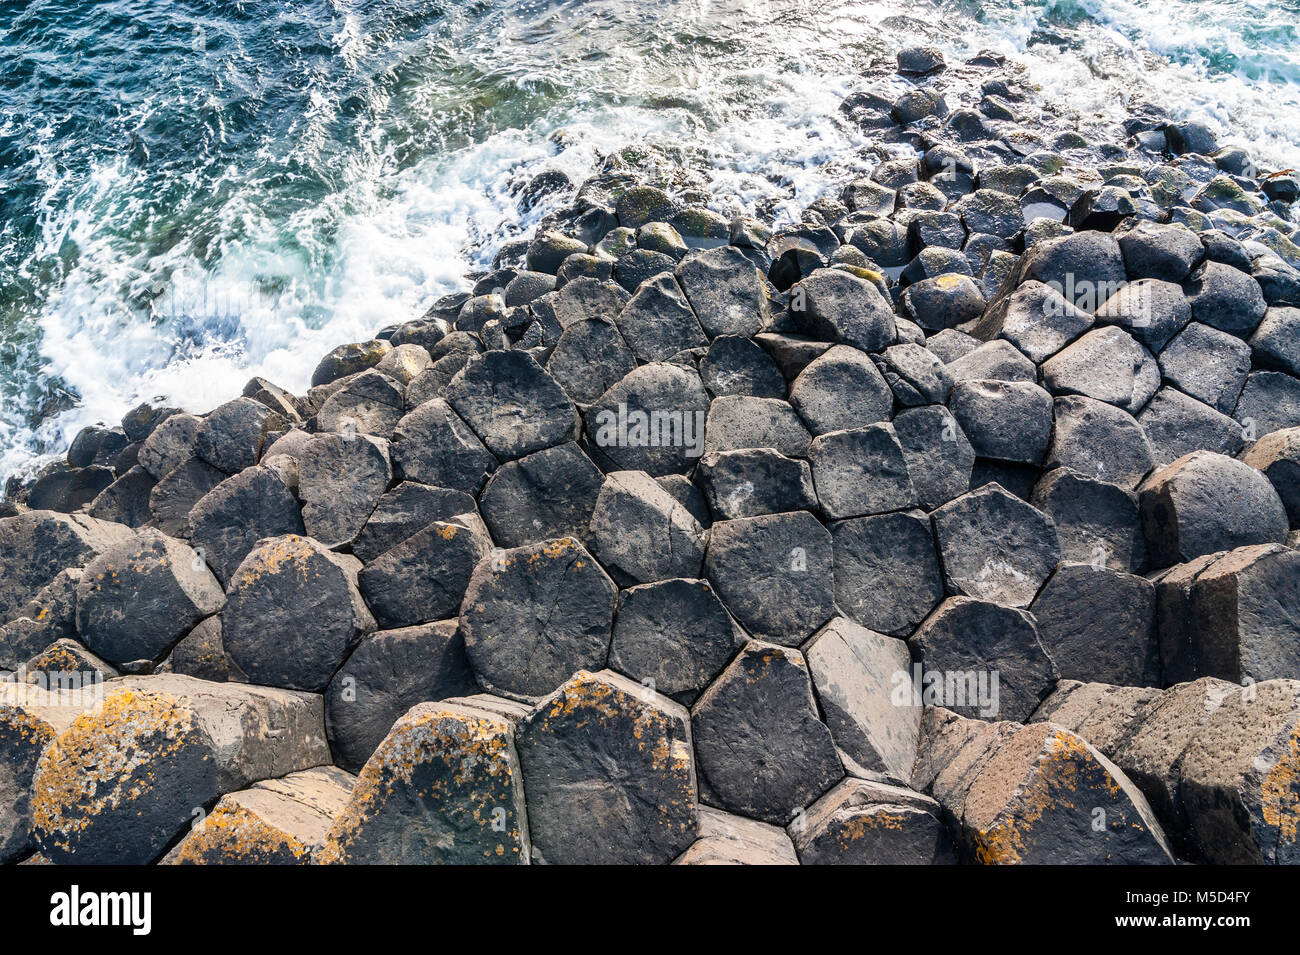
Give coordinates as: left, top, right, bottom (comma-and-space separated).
897, 46, 945, 75
1138, 450, 1288, 566
222, 535, 375, 692
460, 537, 616, 700
319, 696, 529, 864
703, 511, 835, 646
931, 483, 1060, 608
25, 466, 114, 514
359, 514, 490, 630
31, 675, 327, 864
691, 641, 843, 825
516, 670, 697, 864
325, 619, 477, 773
311, 340, 392, 388
138, 412, 203, 481
196, 397, 286, 475
75, 528, 224, 667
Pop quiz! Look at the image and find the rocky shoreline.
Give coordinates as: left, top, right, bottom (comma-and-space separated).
2, 45, 1300, 865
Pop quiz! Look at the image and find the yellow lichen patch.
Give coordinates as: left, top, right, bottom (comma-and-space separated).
1260, 725, 1300, 846
173, 803, 306, 865
436, 524, 459, 541
30, 688, 200, 854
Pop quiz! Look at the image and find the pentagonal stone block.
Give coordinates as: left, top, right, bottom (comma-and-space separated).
479, 442, 603, 549
75, 528, 224, 667
0, 511, 130, 621
1178, 679, 1300, 864
1184, 259, 1266, 335
1250, 306, 1300, 377
297, 433, 392, 548
674, 246, 769, 338
316, 369, 405, 438
692, 641, 844, 825
546, 318, 637, 405
874, 342, 953, 406
358, 514, 490, 629
703, 511, 835, 646
1094, 277, 1192, 352
945, 339, 1036, 387
613, 273, 708, 361
792, 778, 956, 864
789, 345, 894, 435
446, 350, 579, 460
460, 537, 616, 700
223, 535, 375, 692
138, 412, 202, 480
165, 766, 355, 865
805, 617, 918, 779
808, 424, 917, 520
1117, 220, 1203, 282
697, 448, 816, 520
0, 570, 83, 670
788, 268, 896, 352
195, 397, 286, 474
892, 405, 976, 509
515, 670, 697, 864
951, 722, 1172, 864
588, 471, 706, 584
910, 597, 1056, 722
699, 335, 786, 399
188, 465, 303, 584
1159, 322, 1252, 415
831, 510, 944, 637
674, 806, 798, 865
1030, 563, 1158, 687
971, 280, 1093, 364
586, 363, 711, 475
318, 696, 530, 864
1138, 387, 1245, 467
1041, 326, 1159, 412
931, 483, 1060, 608
325, 620, 477, 773
391, 398, 497, 493
1242, 427, 1300, 525
1046, 395, 1154, 491
86, 466, 156, 528
1138, 450, 1288, 567
167, 616, 244, 683
31, 675, 327, 864
607, 578, 742, 705
352, 482, 478, 564
1235, 370, 1300, 438
948, 379, 1052, 466
1032, 467, 1146, 573
704, 395, 811, 458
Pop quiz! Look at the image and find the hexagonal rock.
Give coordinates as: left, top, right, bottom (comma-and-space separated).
1184, 259, 1266, 335
875, 342, 953, 406
1094, 277, 1192, 352
1166, 544, 1300, 685
1139, 386, 1246, 467
948, 379, 1052, 466
1177, 679, 1300, 864
358, 515, 491, 630
587, 470, 706, 584
970, 280, 1093, 364
0, 683, 104, 864
674, 246, 769, 338
703, 395, 812, 458
296, 432, 392, 548
446, 350, 578, 461
1242, 427, 1300, 525
164, 766, 355, 865
391, 398, 497, 492
788, 269, 896, 352
1031, 467, 1146, 574
788, 345, 894, 435
1138, 450, 1288, 567
1030, 563, 1158, 687
673, 806, 798, 865
931, 484, 1060, 608
1045, 395, 1154, 491
325, 620, 477, 773
478, 442, 603, 549
514, 670, 698, 864
1029, 681, 1161, 754
699, 334, 786, 399
1117, 220, 1203, 282
0, 569, 82, 670
945, 339, 1036, 386
1012, 230, 1128, 314
195, 397, 287, 474
222, 535, 375, 692
0, 511, 130, 621
613, 273, 708, 361
692, 641, 844, 825
1157, 322, 1251, 414
806, 424, 917, 520
910, 597, 1056, 722
318, 696, 530, 864
831, 510, 944, 637
460, 537, 616, 700
316, 369, 405, 438
892, 405, 976, 510
31, 675, 328, 864
87, 465, 156, 529
74, 528, 224, 667
951, 721, 1172, 864
607, 578, 742, 705
585, 362, 711, 476
805, 617, 918, 779
546, 318, 637, 406
188, 465, 303, 584
351, 482, 478, 564
697, 448, 816, 520
138, 412, 202, 480
703, 511, 835, 646
1251, 306, 1300, 377
1040, 326, 1159, 412
791, 779, 957, 865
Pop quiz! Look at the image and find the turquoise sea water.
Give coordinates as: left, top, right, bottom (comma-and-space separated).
1, 0, 1298, 476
